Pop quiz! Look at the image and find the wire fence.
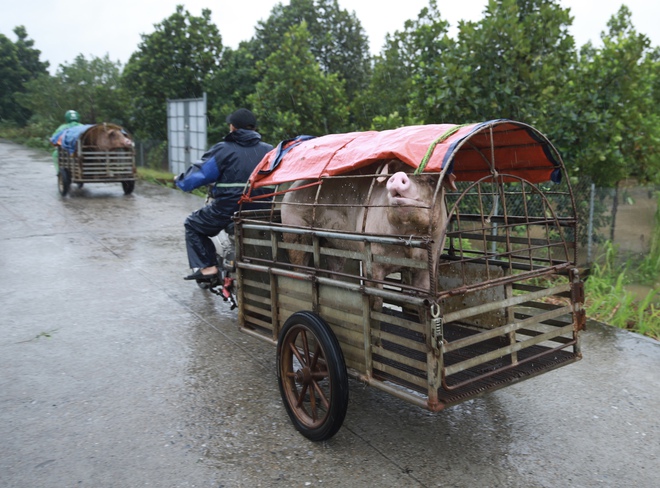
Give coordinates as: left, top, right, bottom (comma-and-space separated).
576, 179, 659, 266
134, 140, 169, 171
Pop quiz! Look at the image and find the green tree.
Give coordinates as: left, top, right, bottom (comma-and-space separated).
550, 7, 660, 240
0, 26, 49, 125
247, 22, 349, 141
408, 0, 575, 125
17, 54, 127, 127
556, 6, 660, 188
205, 43, 260, 142
13, 26, 49, 80
354, 1, 452, 128
122, 5, 223, 140
252, 0, 370, 102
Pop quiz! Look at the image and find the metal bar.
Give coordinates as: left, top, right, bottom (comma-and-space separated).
371, 328, 428, 354
239, 325, 277, 345
435, 264, 572, 300
456, 232, 573, 248
442, 283, 571, 323
354, 372, 432, 411
242, 223, 431, 248
444, 322, 575, 377
442, 334, 578, 391
371, 359, 428, 389
443, 304, 573, 354
236, 261, 429, 306
448, 214, 576, 227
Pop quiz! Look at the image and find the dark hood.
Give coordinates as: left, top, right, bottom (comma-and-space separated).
224, 129, 263, 147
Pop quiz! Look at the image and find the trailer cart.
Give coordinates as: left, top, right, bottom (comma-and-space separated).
231, 119, 585, 441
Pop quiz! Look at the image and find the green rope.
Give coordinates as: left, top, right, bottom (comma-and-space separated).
414, 124, 471, 175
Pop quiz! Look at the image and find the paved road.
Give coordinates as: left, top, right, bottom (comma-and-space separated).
1, 140, 658, 488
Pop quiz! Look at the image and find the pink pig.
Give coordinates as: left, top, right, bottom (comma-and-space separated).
281, 160, 456, 291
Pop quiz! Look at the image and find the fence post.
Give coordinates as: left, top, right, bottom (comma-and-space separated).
587, 182, 595, 264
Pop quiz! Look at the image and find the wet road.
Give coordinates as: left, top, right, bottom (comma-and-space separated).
1, 140, 658, 488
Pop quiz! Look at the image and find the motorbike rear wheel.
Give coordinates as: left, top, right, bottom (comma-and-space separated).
122, 181, 135, 195
57, 169, 71, 196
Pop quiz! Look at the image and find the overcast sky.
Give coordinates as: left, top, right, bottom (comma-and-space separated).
2, 1, 659, 74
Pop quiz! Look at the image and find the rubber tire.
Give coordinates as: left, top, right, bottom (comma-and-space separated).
122, 181, 135, 195
58, 169, 71, 196
277, 311, 349, 441
196, 280, 211, 290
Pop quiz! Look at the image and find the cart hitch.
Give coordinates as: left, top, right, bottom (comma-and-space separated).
210, 277, 237, 310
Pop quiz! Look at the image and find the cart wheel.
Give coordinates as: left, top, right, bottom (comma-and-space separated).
122, 181, 135, 195
277, 311, 348, 441
57, 169, 71, 196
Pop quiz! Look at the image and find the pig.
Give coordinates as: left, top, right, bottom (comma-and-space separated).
280, 160, 456, 292
82, 124, 134, 152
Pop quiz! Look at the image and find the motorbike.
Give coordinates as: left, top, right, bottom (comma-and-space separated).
191, 190, 238, 310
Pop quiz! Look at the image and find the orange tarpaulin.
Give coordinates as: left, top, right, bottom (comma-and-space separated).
248, 119, 563, 190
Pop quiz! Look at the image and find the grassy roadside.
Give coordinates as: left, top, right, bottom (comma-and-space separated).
136, 167, 207, 198
585, 250, 660, 340
584, 195, 660, 341
136, 167, 175, 188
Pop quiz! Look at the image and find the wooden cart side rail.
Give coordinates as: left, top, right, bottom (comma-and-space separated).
372, 358, 428, 389
443, 305, 574, 363
242, 221, 576, 298
263, 237, 430, 271
236, 261, 429, 306
442, 282, 571, 325
442, 330, 578, 392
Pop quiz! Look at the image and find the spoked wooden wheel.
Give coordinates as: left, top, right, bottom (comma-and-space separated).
277, 311, 348, 441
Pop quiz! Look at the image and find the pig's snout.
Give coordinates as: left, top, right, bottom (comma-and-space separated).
387, 171, 411, 197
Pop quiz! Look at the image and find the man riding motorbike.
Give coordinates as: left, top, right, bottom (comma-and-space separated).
175, 108, 273, 283
51, 110, 82, 174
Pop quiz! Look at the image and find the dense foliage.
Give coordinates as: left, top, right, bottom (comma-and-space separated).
0, 26, 49, 125
248, 22, 350, 140
17, 54, 126, 127
2, 0, 660, 189
121, 5, 223, 140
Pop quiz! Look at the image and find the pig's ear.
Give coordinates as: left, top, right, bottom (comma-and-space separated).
442, 173, 457, 191
376, 162, 390, 183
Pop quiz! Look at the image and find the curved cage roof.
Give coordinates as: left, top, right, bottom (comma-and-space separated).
248, 119, 564, 190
